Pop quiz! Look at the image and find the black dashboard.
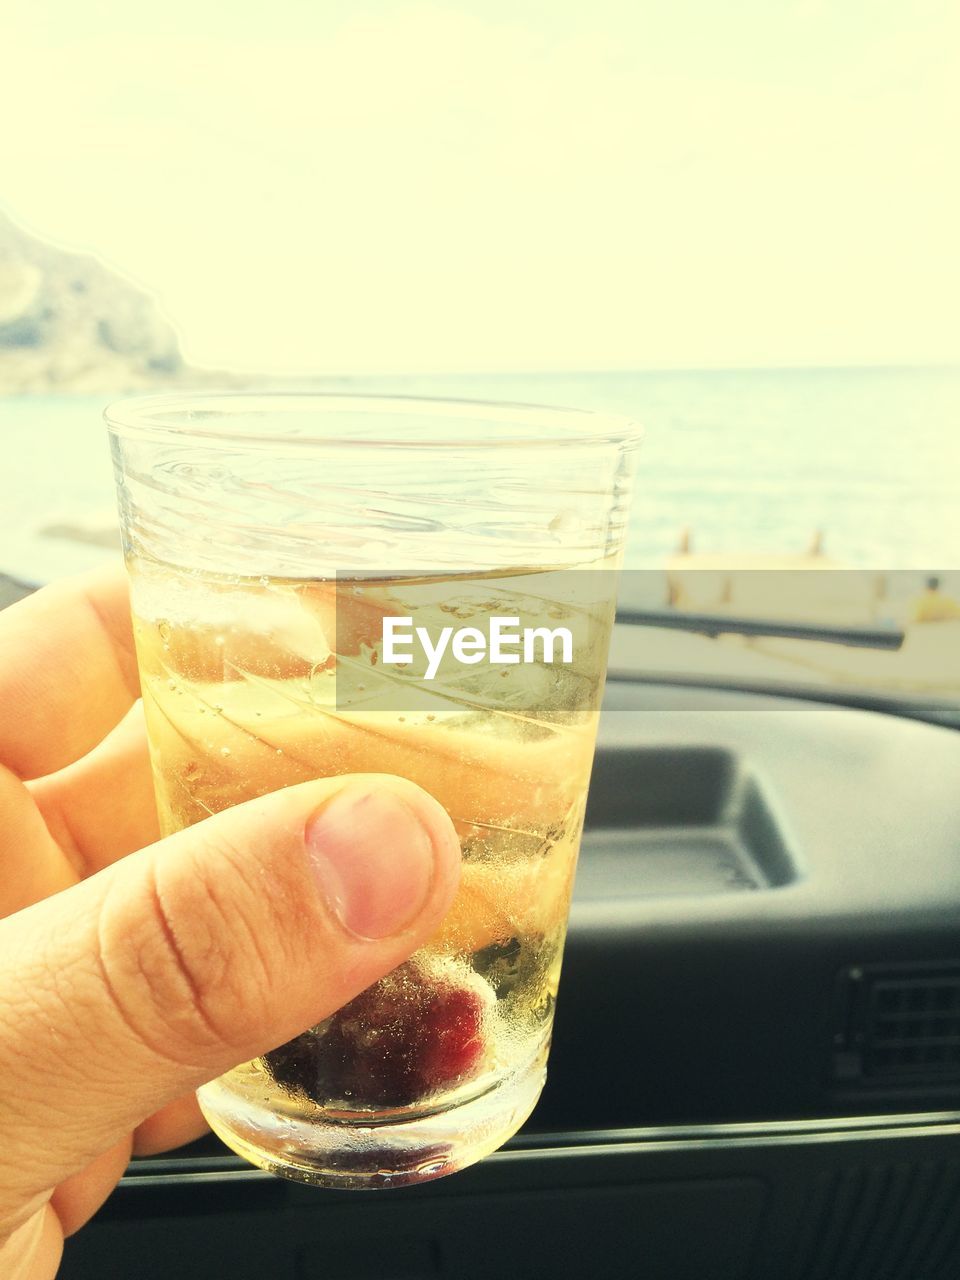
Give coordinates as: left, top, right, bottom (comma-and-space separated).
61, 672, 960, 1280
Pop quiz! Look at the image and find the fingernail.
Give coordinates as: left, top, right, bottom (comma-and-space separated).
305, 787, 437, 940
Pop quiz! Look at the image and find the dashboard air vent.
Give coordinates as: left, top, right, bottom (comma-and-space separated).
833, 963, 960, 1087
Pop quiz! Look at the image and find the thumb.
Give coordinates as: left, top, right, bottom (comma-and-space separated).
0, 775, 460, 1209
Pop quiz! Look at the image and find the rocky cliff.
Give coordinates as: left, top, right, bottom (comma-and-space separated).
0, 211, 200, 393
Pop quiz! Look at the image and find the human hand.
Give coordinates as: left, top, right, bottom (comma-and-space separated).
0, 567, 461, 1279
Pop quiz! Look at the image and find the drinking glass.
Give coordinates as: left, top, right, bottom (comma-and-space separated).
106, 393, 641, 1188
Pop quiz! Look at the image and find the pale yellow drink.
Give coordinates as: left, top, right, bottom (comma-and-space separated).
130, 559, 616, 1186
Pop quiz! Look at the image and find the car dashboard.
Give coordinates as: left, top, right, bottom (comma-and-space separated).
61, 653, 960, 1280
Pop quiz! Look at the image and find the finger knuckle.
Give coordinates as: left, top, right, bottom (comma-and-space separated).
98, 842, 282, 1063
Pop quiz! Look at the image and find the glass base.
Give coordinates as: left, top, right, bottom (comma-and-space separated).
197, 1048, 547, 1190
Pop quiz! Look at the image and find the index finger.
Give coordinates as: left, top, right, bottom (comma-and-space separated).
0, 563, 140, 780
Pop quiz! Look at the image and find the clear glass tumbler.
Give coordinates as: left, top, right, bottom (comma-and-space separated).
106, 393, 641, 1188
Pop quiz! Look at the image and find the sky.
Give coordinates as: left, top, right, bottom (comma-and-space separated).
1, 0, 958, 375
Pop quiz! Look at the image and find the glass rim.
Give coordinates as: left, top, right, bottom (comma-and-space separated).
103, 390, 643, 450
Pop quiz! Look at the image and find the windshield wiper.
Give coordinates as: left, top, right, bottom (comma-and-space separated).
614, 607, 904, 651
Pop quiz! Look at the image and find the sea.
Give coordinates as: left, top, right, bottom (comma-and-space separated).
1, 366, 958, 589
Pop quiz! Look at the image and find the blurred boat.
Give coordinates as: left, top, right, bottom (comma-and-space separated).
663, 527, 883, 625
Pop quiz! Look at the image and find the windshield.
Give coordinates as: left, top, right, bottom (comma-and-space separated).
2, 2, 958, 709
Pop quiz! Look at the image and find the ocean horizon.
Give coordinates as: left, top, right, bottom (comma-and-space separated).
2, 365, 958, 588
